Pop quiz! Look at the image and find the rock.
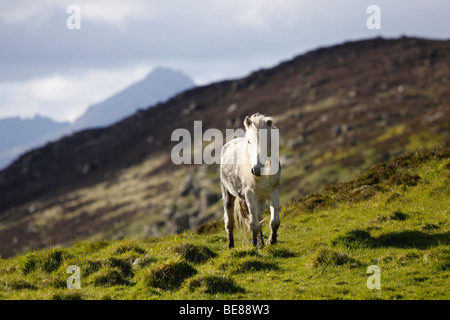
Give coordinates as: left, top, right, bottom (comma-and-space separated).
26, 224, 39, 233
182, 102, 198, 115
81, 163, 90, 175
332, 125, 342, 136
191, 210, 200, 217
174, 213, 190, 234
332, 124, 353, 136
280, 154, 295, 167
351, 105, 368, 113
335, 136, 345, 145
320, 114, 329, 123
161, 206, 176, 220
303, 128, 315, 138
376, 119, 390, 128
143, 221, 165, 237
288, 136, 305, 149
341, 124, 353, 133
227, 103, 238, 113
179, 175, 194, 196
194, 213, 216, 228
200, 189, 220, 208
199, 189, 220, 216
112, 231, 125, 240
290, 91, 300, 100
424, 112, 444, 123
28, 204, 39, 214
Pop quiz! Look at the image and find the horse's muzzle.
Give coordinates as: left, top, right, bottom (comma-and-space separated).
251, 167, 261, 176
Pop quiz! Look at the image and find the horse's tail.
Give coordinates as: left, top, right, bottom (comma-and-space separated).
234, 198, 251, 232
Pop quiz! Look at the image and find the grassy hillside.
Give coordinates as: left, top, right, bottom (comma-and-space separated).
0, 147, 448, 300
1, 37, 449, 258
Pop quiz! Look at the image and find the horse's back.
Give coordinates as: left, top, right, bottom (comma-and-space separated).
220, 137, 246, 197
221, 137, 243, 156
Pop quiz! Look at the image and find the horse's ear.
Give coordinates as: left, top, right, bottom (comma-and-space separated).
244, 116, 252, 129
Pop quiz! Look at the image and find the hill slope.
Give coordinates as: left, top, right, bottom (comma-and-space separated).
0, 147, 448, 300
0, 36, 449, 258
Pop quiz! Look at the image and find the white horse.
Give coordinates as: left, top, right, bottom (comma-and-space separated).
220, 113, 281, 249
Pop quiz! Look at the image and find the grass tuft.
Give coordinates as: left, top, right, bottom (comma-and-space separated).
41, 248, 66, 273
172, 243, 217, 264
1, 278, 37, 291
18, 248, 67, 274
105, 258, 134, 278
389, 211, 408, 221
331, 230, 374, 249
112, 242, 146, 255
144, 260, 197, 290
18, 253, 38, 275
51, 291, 83, 300
311, 248, 361, 268
187, 275, 245, 294
93, 268, 131, 287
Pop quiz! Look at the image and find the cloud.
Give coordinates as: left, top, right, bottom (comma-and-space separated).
0, 0, 57, 24
0, 65, 152, 122
0, 0, 159, 26
0, 0, 448, 123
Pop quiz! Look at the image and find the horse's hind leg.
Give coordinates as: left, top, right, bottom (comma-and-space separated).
257, 199, 266, 245
221, 184, 235, 249
268, 188, 280, 245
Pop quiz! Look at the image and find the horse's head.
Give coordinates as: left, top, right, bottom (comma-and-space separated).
244, 113, 278, 176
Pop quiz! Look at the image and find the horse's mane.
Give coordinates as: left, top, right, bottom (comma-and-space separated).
247, 113, 276, 130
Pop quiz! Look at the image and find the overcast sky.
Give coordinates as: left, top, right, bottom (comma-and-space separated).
1, 0, 449, 123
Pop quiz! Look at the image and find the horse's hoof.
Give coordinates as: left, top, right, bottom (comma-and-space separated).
267, 236, 277, 246
256, 240, 264, 250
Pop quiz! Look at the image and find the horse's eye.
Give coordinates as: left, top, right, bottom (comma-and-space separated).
247, 140, 250, 144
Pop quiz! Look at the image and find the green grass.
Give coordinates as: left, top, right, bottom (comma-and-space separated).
0, 147, 448, 300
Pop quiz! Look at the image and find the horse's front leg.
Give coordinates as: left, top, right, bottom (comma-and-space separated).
221, 184, 235, 249
245, 191, 264, 249
268, 188, 280, 245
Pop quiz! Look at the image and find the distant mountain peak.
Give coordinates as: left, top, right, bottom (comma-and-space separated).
144, 67, 194, 83
69, 66, 195, 131
0, 67, 195, 170
148, 66, 182, 75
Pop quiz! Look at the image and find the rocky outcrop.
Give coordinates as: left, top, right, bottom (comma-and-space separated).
144, 165, 221, 237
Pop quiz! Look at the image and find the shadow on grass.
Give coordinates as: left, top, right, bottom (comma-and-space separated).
332, 230, 449, 250
373, 231, 449, 249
